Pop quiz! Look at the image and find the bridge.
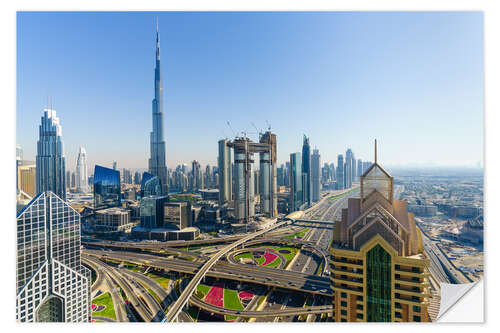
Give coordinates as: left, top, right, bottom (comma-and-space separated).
164, 214, 303, 322
188, 294, 332, 318
294, 219, 335, 225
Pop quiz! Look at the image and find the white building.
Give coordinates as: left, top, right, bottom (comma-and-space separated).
76, 146, 89, 193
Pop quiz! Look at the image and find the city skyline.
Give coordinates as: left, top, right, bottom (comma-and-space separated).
17, 12, 483, 169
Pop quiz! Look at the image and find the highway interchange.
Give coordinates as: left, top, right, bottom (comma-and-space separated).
83, 184, 466, 322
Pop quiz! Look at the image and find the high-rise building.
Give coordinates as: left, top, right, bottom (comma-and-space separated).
18, 164, 36, 198
329, 141, 430, 322
259, 130, 278, 217
16, 145, 23, 192
231, 138, 255, 223
148, 22, 168, 195
254, 170, 260, 196
345, 148, 353, 189
122, 169, 132, 184
336, 154, 344, 190
330, 163, 336, 181
351, 151, 356, 184
71, 171, 76, 188
141, 171, 162, 197
191, 160, 201, 191
112, 161, 117, 170
16, 191, 90, 322
357, 159, 363, 179
36, 108, 66, 200
134, 171, 141, 185
139, 195, 168, 229
217, 139, 233, 205
301, 135, 311, 206
290, 152, 303, 212
76, 147, 89, 193
93, 165, 121, 210
205, 164, 212, 188
311, 149, 321, 202
65, 170, 71, 190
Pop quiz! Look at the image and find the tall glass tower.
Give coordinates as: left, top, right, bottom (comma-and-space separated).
36, 108, 66, 200
311, 149, 321, 203
16, 191, 90, 322
149, 22, 168, 195
290, 152, 303, 212
336, 154, 344, 190
301, 135, 311, 207
76, 147, 88, 193
218, 139, 232, 204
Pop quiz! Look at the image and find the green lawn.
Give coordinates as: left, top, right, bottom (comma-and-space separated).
285, 228, 309, 239
224, 289, 244, 321
123, 261, 142, 272
146, 272, 170, 289
196, 284, 211, 298
92, 292, 116, 320
274, 247, 298, 263
234, 252, 253, 261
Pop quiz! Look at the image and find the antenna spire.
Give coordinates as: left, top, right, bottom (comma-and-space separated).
374, 139, 378, 164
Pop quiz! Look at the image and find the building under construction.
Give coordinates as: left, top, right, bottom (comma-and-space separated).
225, 130, 278, 224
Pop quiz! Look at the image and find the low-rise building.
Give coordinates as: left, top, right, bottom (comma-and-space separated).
95, 207, 133, 232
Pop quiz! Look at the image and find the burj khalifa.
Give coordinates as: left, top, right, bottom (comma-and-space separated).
148, 22, 168, 195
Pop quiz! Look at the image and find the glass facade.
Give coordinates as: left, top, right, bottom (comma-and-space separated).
362, 165, 392, 202
301, 135, 311, 206
36, 109, 66, 200
94, 165, 121, 210
141, 171, 162, 197
366, 245, 392, 322
290, 152, 302, 211
140, 195, 168, 229
16, 191, 90, 322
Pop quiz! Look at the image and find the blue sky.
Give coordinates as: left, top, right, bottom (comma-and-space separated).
16, 11, 484, 171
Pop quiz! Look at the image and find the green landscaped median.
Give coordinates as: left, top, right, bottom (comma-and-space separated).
92, 292, 116, 320
285, 228, 309, 239
145, 272, 170, 289
327, 187, 358, 201
224, 289, 244, 321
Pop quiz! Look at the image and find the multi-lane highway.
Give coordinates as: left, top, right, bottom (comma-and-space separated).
84, 249, 332, 295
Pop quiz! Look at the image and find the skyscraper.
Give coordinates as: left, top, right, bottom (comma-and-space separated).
76, 147, 89, 193
148, 22, 168, 195
259, 130, 278, 217
301, 135, 311, 207
290, 152, 303, 212
230, 137, 255, 223
336, 154, 344, 190
36, 108, 66, 200
16, 191, 90, 322
191, 160, 201, 191
351, 151, 356, 184
311, 149, 321, 202
345, 148, 353, 189
329, 141, 430, 322
357, 158, 363, 180
94, 165, 121, 210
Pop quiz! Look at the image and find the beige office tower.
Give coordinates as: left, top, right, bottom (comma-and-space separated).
329, 140, 430, 322
17, 164, 36, 198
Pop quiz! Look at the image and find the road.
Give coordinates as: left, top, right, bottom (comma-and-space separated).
83, 256, 130, 322
165, 217, 296, 322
